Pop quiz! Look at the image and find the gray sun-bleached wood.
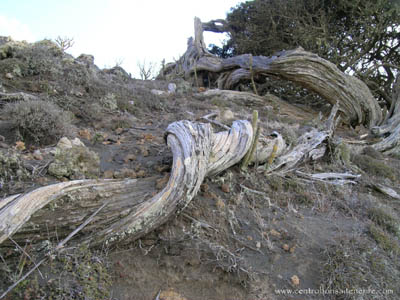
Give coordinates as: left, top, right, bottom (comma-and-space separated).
0, 120, 253, 248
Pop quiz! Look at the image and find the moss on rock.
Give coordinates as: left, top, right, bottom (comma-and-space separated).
48, 138, 99, 179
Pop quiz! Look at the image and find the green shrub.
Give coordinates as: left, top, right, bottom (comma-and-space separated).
3, 100, 71, 145
351, 153, 397, 181
368, 206, 400, 237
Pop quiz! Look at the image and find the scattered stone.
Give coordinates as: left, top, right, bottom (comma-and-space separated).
5, 73, 13, 79
141, 147, 149, 157
282, 244, 290, 251
289, 245, 296, 253
168, 83, 177, 93
103, 170, 114, 179
106, 134, 119, 143
124, 154, 137, 163
151, 89, 166, 96
115, 127, 124, 135
136, 170, 146, 177
219, 109, 235, 123
114, 168, 136, 179
291, 275, 300, 286
48, 137, 100, 179
33, 150, 43, 160
57, 137, 73, 149
15, 141, 25, 151
221, 183, 230, 193
200, 183, 209, 193
256, 241, 261, 249
269, 229, 281, 237
79, 129, 91, 140
71, 137, 85, 147
216, 198, 225, 209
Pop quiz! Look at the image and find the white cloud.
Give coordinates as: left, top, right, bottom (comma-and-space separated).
0, 15, 36, 41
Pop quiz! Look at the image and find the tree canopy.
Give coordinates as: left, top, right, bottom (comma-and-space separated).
210, 0, 400, 105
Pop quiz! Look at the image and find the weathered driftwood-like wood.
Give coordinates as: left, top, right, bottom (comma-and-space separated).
371, 77, 400, 153
0, 120, 253, 248
264, 104, 339, 173
295, 171, 361, 185
166, 18, 382, 127
370, 183, 400, 200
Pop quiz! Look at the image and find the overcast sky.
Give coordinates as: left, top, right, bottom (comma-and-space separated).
0, 0, 242, 77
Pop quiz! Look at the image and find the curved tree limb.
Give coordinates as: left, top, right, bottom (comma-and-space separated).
0, 120, 253, 248
165, 18, 382, 128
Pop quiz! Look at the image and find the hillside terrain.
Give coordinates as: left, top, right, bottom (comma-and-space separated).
0, 36, 399, 300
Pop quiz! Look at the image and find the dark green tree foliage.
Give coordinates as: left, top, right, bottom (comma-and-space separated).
218, 0, 400, 105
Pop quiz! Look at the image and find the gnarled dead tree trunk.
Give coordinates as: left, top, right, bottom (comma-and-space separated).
0, 120, 253, 248
166, 17, 400, 153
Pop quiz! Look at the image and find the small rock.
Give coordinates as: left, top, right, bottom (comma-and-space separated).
151, 89, 166, 96
71, 137, 85, 147
289, 245, 296, 253
57, 137, 73, 149
216, 198, 225, 209
137, 170, 146, 177
79, 129, 91, 140
115, 127, 124, 135
282, 244, 290, 251
15, 141, 25, 151
291, 275, 300, 286
220, 109, 234, 122
141, 148, 149, 157
124, 154, 136, 163
5, 73, 13, 79
256, 241, 261, 249
0, 142, 9, 149
114, 168, 136, 179
33, 150, 43, 160
167, 83, 177, 93
106, 135, 119, 143
269, 229, 281, 237
221, 183, 230, 193
0, 135, 5, 142
103, 170, 114, 179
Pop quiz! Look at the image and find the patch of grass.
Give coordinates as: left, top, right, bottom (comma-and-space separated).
367, 206, 399, 237
267, 174, 283, 191
3, 100, 71, 146
333, 141, 351, 165
1, 244, 112, 300
369, 224, 400, 255
117, 97, 137, 114
321, 238, 399, 299
351, 153, 397, 181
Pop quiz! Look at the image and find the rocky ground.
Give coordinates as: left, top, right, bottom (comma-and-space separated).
0, 37, 399, 300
